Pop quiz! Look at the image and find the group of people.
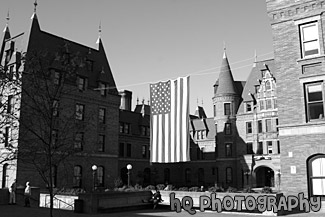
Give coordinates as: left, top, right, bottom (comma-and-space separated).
8, 180, 31, 207
142, 190, 163, 209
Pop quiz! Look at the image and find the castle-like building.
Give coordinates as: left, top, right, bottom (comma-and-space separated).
0, 0, 324, 200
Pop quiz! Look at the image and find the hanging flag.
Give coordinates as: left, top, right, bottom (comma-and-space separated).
150, 76, 190, 163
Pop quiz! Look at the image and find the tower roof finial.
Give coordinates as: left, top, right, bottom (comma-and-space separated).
96, 21, 102, 44
223, 41, 227, 59
34, 0, 38, 13
253, 50, 257, 67
6, 10, 9, 25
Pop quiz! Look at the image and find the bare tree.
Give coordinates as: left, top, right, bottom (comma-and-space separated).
17, 46, 94, 217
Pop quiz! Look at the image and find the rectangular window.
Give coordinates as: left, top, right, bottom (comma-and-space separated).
98, 135, 105, 152
126, 143, 131, 157
119, 122, 124, 133
225, 143, 232, 157
100, 83, 107, 96
78, 77, 86, 91
258, 120, 263, 133
257, 142, 263, 155
74, 132, 84, 150
247, 142, 254, 154
197, 131, 201, 140
245, 102, 252, 112
141, 126, 146, 136
98, 108, 106, 124
225, 123, 232, 135
97, 166, 104, 187
276, 118, 279, 131
142, 145, 147, 158
260, 100, 265, 110
224, 103, 231, 115
305, 83, 324, 121
266, 119, 272, 132
277, 141, 280, 154
53, 100, 59, 117
266, 99, 272, 110
124, 123, 130, 134
213, 105, 216, 116
51, 130, 58, 147
119, 143, 124, 157
73, 166, 82, 188
267, 141, 273, 154
300, 22, 320, 58
75, 104, 85, 120
54, 71, 61, 85
246, 122, 252, 134
4, 126, 10, 147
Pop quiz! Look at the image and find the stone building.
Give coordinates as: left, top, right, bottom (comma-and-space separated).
266, 0, 325, 197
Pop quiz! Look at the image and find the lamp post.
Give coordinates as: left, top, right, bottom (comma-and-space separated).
276, 170, 281, 192
127, 164, 132, 188
92, 165, 97, 192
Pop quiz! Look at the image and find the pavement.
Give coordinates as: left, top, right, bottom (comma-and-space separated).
0, 204, 325, 217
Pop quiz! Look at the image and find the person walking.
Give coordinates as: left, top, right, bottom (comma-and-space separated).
9, 180, 17, 205
24, 182, 31, 207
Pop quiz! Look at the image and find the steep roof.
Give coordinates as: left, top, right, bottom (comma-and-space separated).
215, 50, 238, 96
190, 117, 216, 140
194, 106, 207, 119
237, 58, 275, 114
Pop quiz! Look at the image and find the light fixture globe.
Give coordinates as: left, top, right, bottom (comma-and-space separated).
92, 165, 97, 171
127, 164, 132, 170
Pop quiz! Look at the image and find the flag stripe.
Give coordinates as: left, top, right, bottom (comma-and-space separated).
170, 80, 176, 163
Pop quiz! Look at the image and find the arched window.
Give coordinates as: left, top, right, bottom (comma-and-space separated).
73, 166, 82, 188
185, 168, 191, 184
308, 155, 325, 197
97, 166, 104, 187
2, 164, 8, 188
265, 81, 271, 91
164, 168, 170, 184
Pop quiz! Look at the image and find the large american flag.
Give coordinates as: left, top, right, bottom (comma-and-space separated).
150, 76, 190, 163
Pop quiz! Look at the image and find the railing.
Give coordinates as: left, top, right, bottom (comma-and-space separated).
42, 194, 76, 210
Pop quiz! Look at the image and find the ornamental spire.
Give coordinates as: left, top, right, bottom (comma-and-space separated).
3, 10, 10, 32
96, 21, 102, 44
31, 0, 38, 19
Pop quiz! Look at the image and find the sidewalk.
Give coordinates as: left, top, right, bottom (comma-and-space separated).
0, 204, 324, 217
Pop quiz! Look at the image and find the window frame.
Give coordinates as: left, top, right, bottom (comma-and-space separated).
225, 123, 232, 135
98, 108, 106, 124
246, 121, 252, 134
98, 135, 105, 152
224, 103, 231, 116
225, 143, 232, 157
266, 119, 272, 132
74, 132, 84, 150
78, 76, 86, 91
305, 82, 324, 121
73, 165, 82, 188
75, 104, 85, 121
299, 21, 320, 59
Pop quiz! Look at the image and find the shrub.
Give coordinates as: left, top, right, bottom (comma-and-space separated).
156, 184, 165, 190
208, 186, 224, 192
144, 185, 156, 190
261, 186, 272, 194
178, 187, 189, 191
134, 184, 143, 191
243, 187, 255, 193
189, 187, 200, 192
114, 177, 124, 188
226, 187, 237, 193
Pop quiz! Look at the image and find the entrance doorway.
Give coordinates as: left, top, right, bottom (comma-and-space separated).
255, 166, 274, 187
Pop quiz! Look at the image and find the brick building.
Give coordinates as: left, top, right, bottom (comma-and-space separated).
0, 6, 120, 191
266, 0, 325, 197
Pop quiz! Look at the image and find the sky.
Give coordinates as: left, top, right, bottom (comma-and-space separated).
0, 0, 274, 117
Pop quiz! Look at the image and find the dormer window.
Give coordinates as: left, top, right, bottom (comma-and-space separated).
245, 102, 252, 112
99, 83, 107, 96
265, 81, 271, 91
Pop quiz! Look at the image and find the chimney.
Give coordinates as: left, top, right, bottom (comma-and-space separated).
119, 90, 132, 111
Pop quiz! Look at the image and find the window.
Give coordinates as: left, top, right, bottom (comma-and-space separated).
300, 22, 320, 58
53, 71, 61, 85
266, 119, 272, 132
74, 132, 84, 150
119, 122, 124, 133
141, 126, 146, 136
2, 164, 8, 188
4, 126, 10, 147
73, 166, 82, 188
276, 118, 279, 131
126, 143, 131, 157
226, 167, 233, 183
78, 77, 86, 91
224, 103, 231, 115
266, 99, 272, 110
213, 105, 216, 116
265, 81, 271, 91
258, 120, 263, 133
274, 99, 277, 109
267, 141, 273, 154
255, 85, 260, 94
225, 143, 232, 157
75, 104, 85, 120
201, 130, 205, 139
51, 130, 58, 147
305, 83, 324, 121
308, 155, 325, 197
260, 100, 265, 110
247, 142, 254, 154
246, 122, 252, 134
257, 142, 263, 155
124, 123, 130, 134
245, 102, 252, 112
98, 135, 105, 152
7, 95, 13, 113
119, 143, 124, 157
97, 166, 104, 187
225, 123, 231, 135
99, 83, 107, 96
98, 108, 106, 124
53, 100, 59, 117
142, 145, 147, 158
277, 141, 280, 154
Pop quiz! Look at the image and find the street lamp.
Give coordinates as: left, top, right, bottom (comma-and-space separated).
276, 170, 281, 192
127, 164, 132, 188
92, 165, 97, 192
